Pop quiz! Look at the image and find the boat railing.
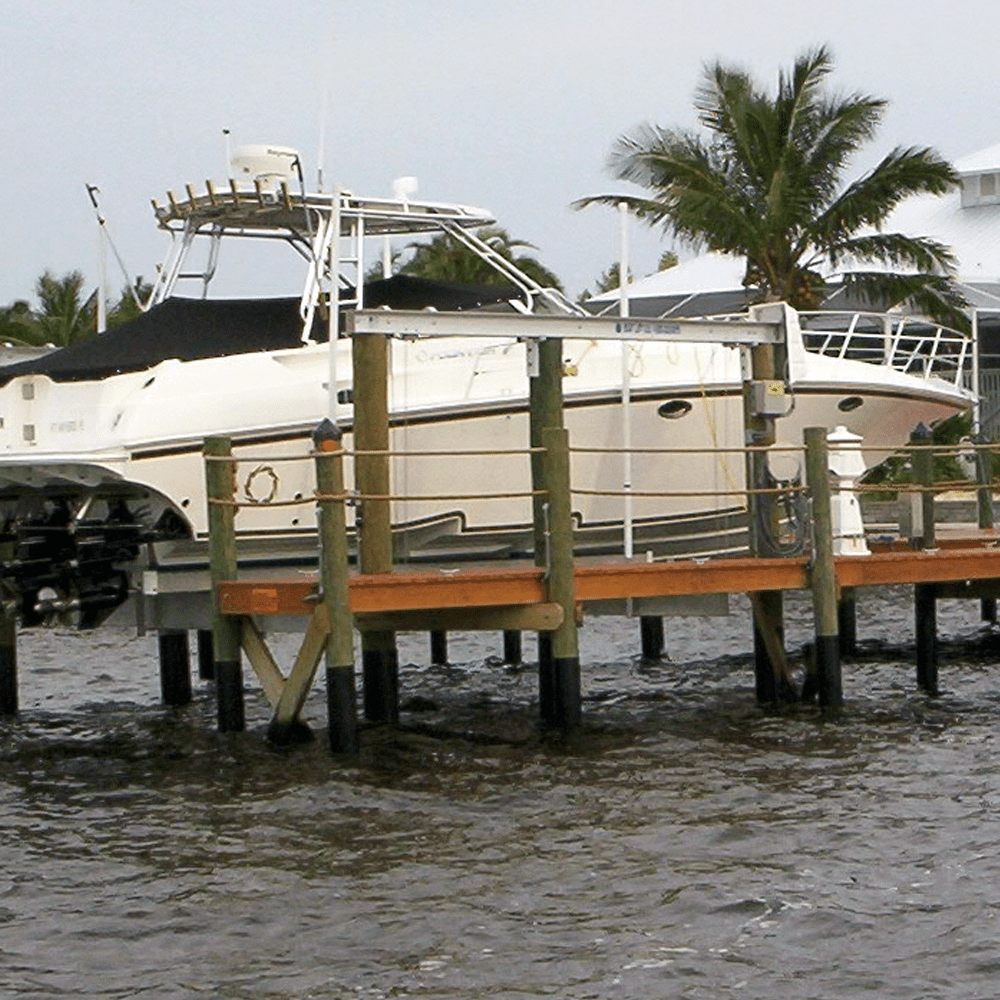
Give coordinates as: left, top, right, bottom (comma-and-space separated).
796, 310, 972, 389
636, 306, 972, 391
150, 178, 581, 322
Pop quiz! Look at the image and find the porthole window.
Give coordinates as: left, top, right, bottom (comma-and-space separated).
658, 399, 693, 419
838, 396, 864, 412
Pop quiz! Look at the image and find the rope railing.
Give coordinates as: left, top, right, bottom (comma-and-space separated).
202, 437, 996, 510
208, 483, 813, 509
208, 487, 547, 509
890, 442, 993, 454
569, 444, 805, 455
857, 481, 989, 494
204, 440, 1000, 465
572, 484, 807, 498
203, 452, 325, 464
204, 447, 545, 462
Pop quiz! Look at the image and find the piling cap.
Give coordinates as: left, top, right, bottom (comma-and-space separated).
312, 417, 342, 447
827, 425, 867, 478
827, 424, 863, 446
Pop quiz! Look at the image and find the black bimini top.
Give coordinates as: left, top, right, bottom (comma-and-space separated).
0, 275, 520, 386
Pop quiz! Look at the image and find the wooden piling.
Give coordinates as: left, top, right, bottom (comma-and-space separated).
0, 608, 16, 716
743, 343, 779, 554
502, 630, 522, 665
976, 439, 996, 623
205, 435, 245, 732
976, 437, 994, 530
541, 425, 581, 729
536, 632, 554, 721
742, 335, 794, 702
640, 615, 664, 660
911, 423, 935, 549
750, 590, 792, 702
981, 597, 997, 625
430, 630, 448, 665
197, 628, 215, 680
804, 426, 843, 710
313, 418, 358, 753
158, 629, 192, 706
752, 604, 776, 703
530, 338, 567, 724
915, 584, 938, 694
353, 332, 398, 724
910, 424, 939, 693
838, 588, 858, 657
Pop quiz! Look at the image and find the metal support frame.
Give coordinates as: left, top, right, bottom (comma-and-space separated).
347, 308, 785, 346
438, 221, 585, 317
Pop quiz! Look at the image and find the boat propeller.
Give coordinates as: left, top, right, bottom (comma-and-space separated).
0, 495, 170, 629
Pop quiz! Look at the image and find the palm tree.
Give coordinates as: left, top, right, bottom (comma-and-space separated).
578, 46, 965, 326
400, 226, 564, 292
107, 277, 153, 329
0, 300, 39, 346
587, 262, 632, 298
33, 270, 97, 346
657, 250, 679, 271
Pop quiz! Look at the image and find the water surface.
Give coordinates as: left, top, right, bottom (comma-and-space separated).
2, 588, 1000, 998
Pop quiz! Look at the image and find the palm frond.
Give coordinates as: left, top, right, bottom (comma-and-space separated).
840, 271, 970, 332
826, 232, 957, 274
811, 147, 958, 245
579, 48, 961, 315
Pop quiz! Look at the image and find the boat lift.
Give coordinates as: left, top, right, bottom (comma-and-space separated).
347, 305, 786, 346
347, 303, 792, 570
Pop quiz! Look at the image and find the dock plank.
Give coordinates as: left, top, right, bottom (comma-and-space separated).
215, 544, 1000, 620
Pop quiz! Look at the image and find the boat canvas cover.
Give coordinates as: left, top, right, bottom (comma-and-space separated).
0, 275, 520, 385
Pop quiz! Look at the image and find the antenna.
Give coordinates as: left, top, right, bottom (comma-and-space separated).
84, 184, 145, 321
316, 89, 328, 193
87, 185, 107, 333
223, 129, 233, 176
316, 10, 335, 197
292, 153, 307, 193
290, 153, 315, 243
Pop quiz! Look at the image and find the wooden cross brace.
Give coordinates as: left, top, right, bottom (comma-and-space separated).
239, 604, 330, 730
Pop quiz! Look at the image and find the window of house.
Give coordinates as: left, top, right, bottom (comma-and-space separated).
961, 171, 1000, 207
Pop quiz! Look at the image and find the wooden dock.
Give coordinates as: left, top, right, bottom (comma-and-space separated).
194, 310, 997, 750
2, 308, 996, 756
199, 415, 1000, 752
207, 535, 1000, 742
217, 542, 1000, 622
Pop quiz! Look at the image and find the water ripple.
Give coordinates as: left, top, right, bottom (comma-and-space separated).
2, 590, 1000, 996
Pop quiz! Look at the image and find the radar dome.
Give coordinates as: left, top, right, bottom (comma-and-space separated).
230, 145, 299, 191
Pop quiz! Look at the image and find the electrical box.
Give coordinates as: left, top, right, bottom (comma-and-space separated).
525, 340, 540, 378
750, 380, 787, 415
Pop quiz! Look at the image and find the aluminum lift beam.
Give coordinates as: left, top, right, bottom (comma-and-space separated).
347, 308, 785, 345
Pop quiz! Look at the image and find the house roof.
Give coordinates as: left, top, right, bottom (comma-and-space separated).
883, 192, 1000, 284
954, 143, 1000, 175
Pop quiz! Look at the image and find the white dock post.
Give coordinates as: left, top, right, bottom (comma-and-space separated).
827, 425, 870, 556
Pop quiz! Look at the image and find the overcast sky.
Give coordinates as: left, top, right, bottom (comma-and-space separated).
1, 0, 996, 305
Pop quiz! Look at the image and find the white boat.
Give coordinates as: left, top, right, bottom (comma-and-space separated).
0, 145, 973, 626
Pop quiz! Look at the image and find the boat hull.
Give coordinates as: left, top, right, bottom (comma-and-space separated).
0, 325, 971, 625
